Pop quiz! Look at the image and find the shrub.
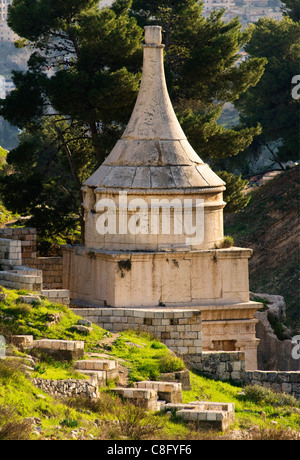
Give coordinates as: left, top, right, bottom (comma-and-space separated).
113, 402, 165, 440
0, 358, 25, 383
151, 340, 165, 349
158, 354, 185, 373
0, 405, 32, 440
216, 236, 234, 249
243, 384, 300, 408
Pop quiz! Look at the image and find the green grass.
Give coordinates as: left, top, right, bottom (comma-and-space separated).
0, 288, 299, 440
0, 288, 108, 351
108, 330, 185, 383
183, 371, 300, 433
31, 358, 89, 380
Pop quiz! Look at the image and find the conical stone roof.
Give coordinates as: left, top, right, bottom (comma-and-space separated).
84, 25, 225, 192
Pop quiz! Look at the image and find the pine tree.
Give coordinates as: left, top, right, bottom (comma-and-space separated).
3, 0, 143, 163
131, 0, 266, 211
234, 17, 300, 168
281, 0, 300, 22
0, 0, 267, 248
0, 0, 143, 245
131, 0, 266, 165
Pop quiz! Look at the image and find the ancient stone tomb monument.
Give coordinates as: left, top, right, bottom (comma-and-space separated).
63, 26, 261, 370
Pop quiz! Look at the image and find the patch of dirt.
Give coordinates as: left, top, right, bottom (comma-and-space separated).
86, 333, 130, 387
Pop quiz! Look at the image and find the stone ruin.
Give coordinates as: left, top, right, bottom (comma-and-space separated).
6, 334, 237, 433
63, 25, 261, 371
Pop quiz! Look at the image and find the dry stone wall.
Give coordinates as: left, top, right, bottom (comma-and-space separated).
32, 378, 100, 399
243, 370, 300, 400
194, 351, 246, 383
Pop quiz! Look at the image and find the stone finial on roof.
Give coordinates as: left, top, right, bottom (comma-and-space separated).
84, 26, 225, 191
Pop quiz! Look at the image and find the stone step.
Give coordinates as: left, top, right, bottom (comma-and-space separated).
33, 339, 84, 361
111, 387, 159, 411
135, 380, 182, 403
74, 359, 118, 371
40, 289, 70, 305
0, 270, 42, 290
74, 369, 107, 387
73, 359, 119, 380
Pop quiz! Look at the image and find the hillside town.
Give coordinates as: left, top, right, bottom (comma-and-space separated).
0, 0, 283, 44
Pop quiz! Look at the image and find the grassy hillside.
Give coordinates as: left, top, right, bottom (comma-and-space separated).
225, 165, 300, 333
0, 289, 299, 440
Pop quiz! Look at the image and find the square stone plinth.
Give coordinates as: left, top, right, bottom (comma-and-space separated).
63, 246, 253, 308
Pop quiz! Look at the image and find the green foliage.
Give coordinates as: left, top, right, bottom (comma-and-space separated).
0, 0, 268, 245
217, 170, 251, 213
215, 235, 235, 249
281, 0, 300, 22
0, 1, 144, 247
235, 17, 300, 166
158, 355, 185, 373
3, 0, 143, 160
0, 288, 299, 439
32, 358, 88, 380
184, 372, 300, 433
110, 330, 181, 383
0, 116, 96, 248
243, 384, 299, 408
0, 288, 107, 349
0, 41, 29, 78
0, 403, 32, 440
113, 402, 164, 440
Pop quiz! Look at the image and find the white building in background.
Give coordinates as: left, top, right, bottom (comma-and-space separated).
202, 0, 283, 24
0, 0, 19, 42
0, 76, 14, 98
0, 75, 5, 99
99, 0, 114, 8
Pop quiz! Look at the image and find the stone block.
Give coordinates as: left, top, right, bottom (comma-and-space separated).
33, 339, 84, 361
111, 387, 159, 410
8, 335, 34, 350
135, 381, 182, 403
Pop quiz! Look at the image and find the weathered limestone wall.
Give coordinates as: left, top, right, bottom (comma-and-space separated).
0, 228, 36, 265
29, 257, 63, 289
71, 307, 202, 357
192, 351, 246, 383
192, 351, 300, 401
0, 238, 22, 268
32, 339, 84, 361
63, 246, 253, 307
83, 189, 226, 252
65, 246, 259, 370
0, 228, 63, 289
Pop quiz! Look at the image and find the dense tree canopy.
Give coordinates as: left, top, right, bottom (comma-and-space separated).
0, 0, 267, 247
235, 17, 300, 168
281, 0, 300, 22
4, 0, 143, 161
131, 0, 265, 162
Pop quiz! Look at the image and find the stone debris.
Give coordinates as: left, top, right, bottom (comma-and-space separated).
161, 401, 235, 433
